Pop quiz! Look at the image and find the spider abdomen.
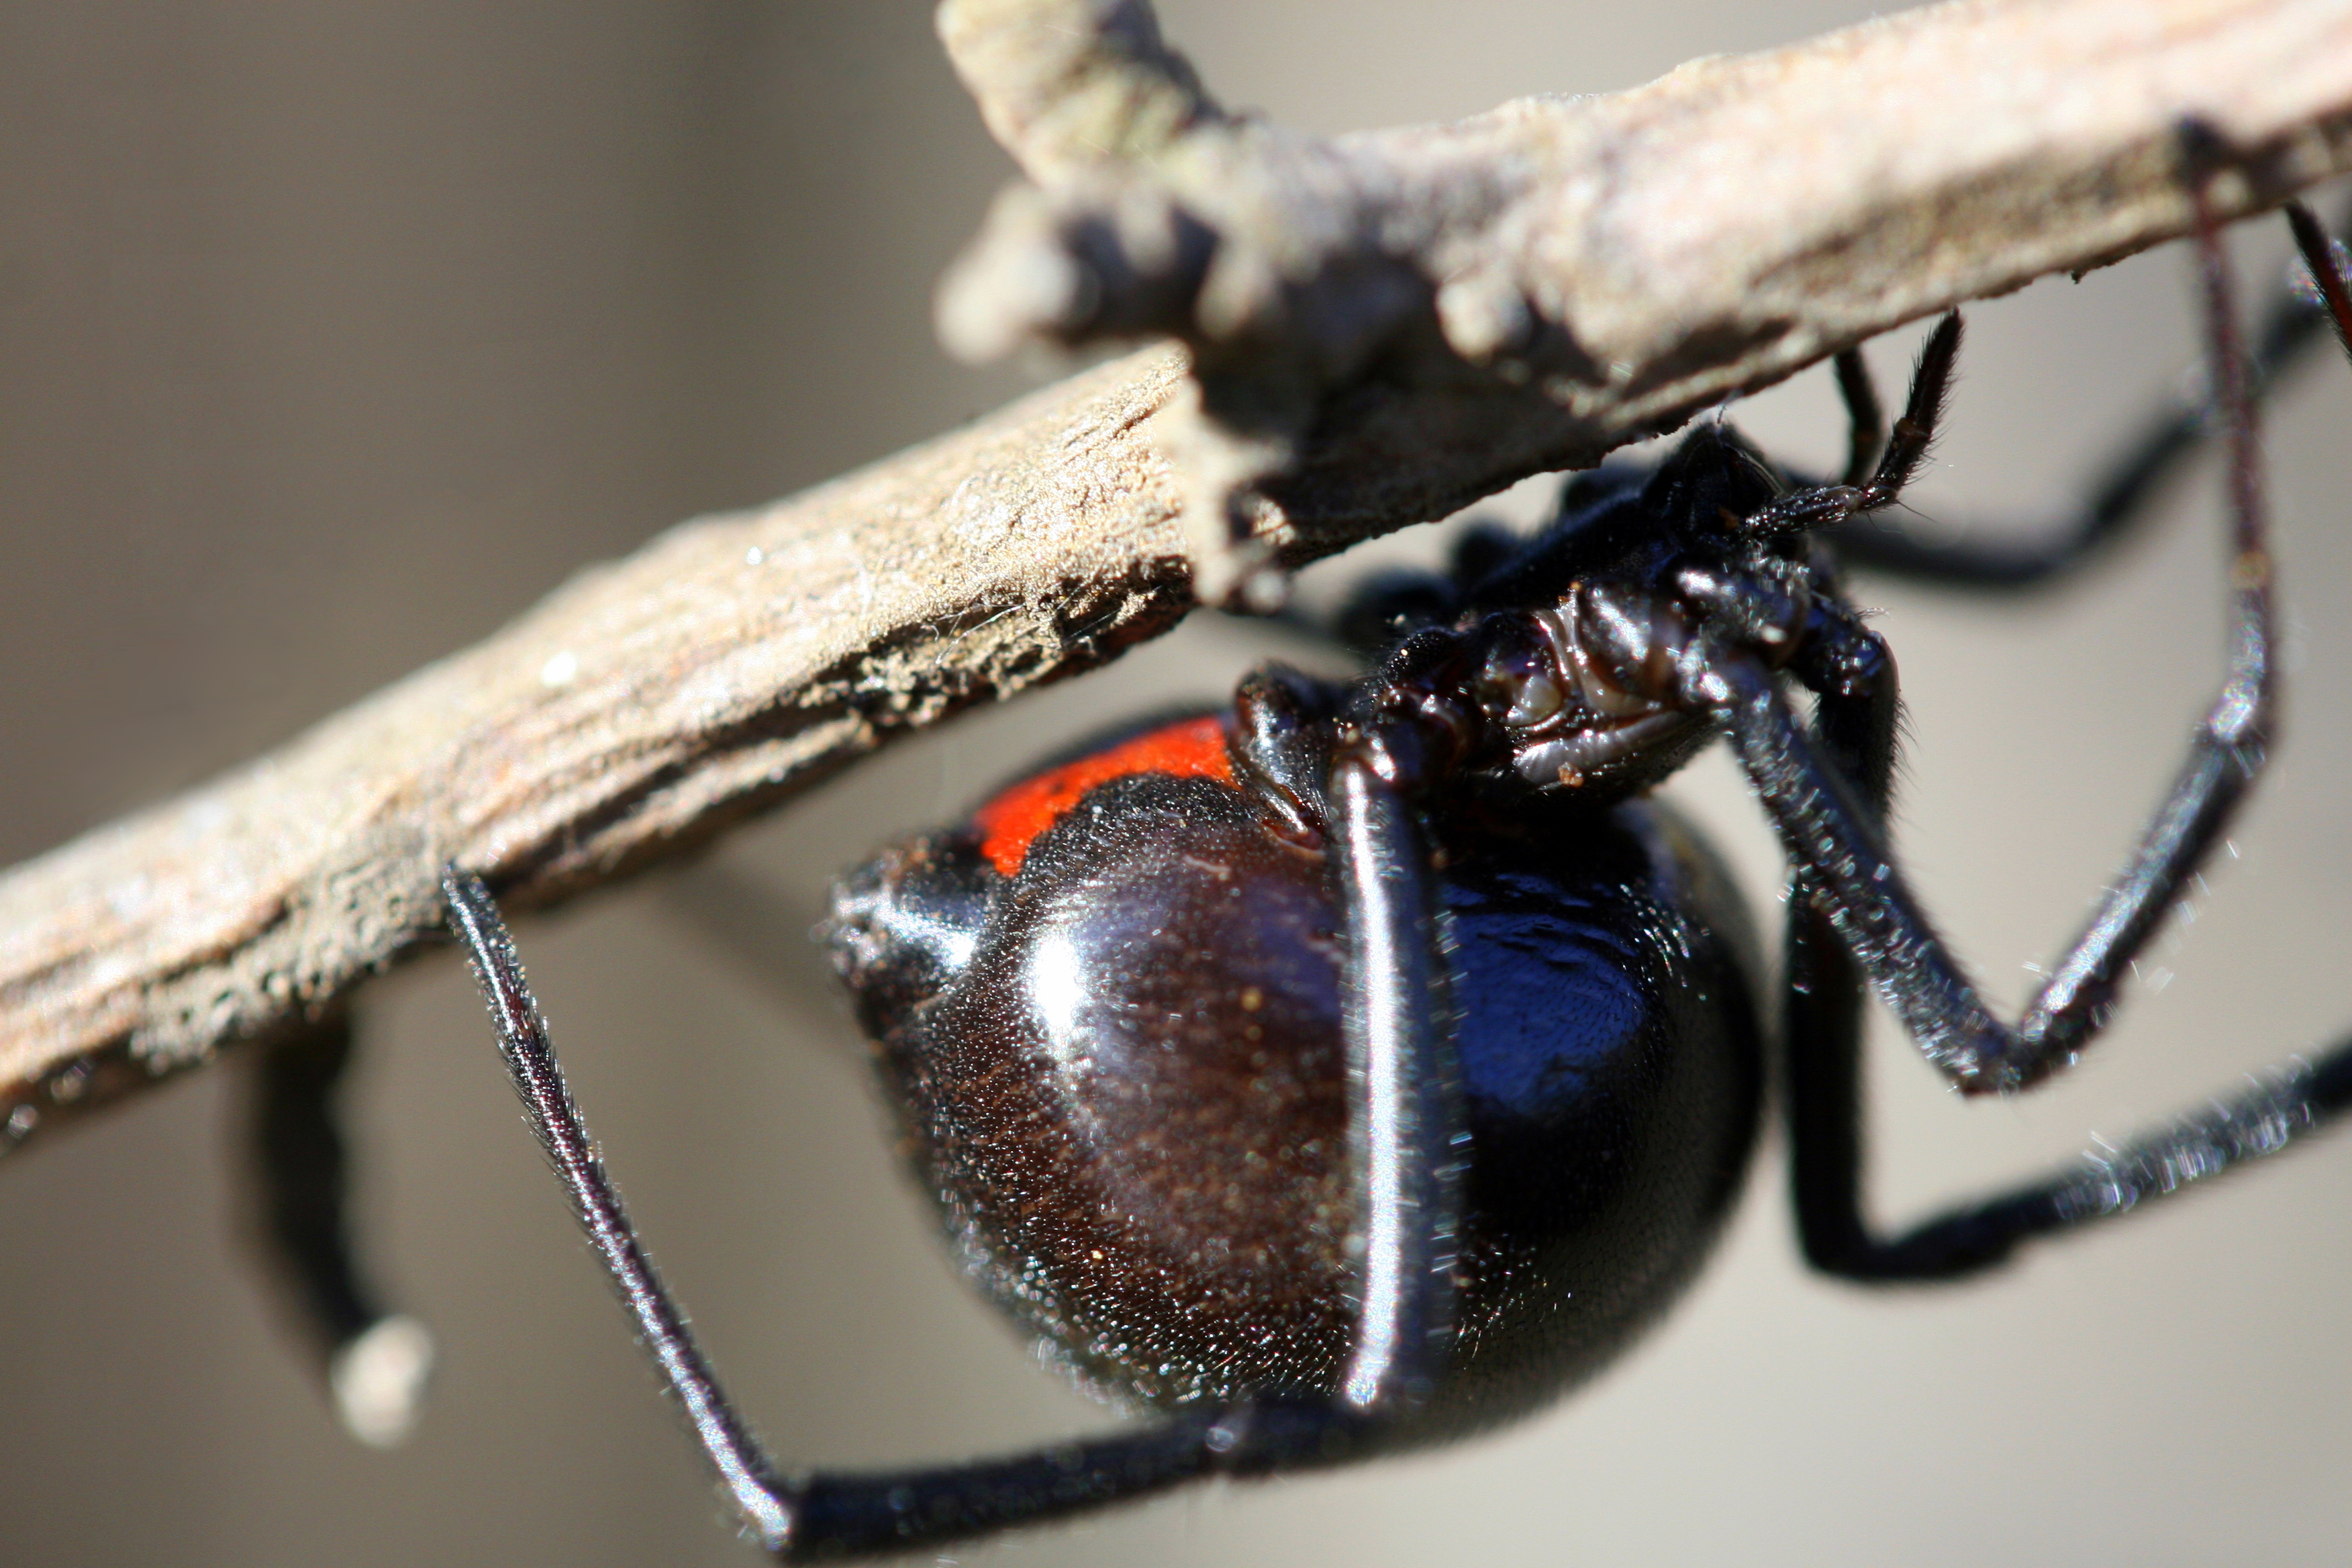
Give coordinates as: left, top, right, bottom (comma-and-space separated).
826, 730, 1763, 1447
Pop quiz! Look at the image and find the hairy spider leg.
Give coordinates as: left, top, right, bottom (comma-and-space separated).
1732, 311, 1962, 541
1773, 567, 2352, 1277
1674, 160, 2352, 1250
1832, 196, 2352, 587
1790, 788, 2352, 1287
2285, 201, 2352, 360
1753, 187, 2352, 1277
1321, 195, 2351, 654
1831, 344, 1885, 486
1689, 146, 2277, 1096
441, 761, 1466, 1563
1326, 755, 1463, 1410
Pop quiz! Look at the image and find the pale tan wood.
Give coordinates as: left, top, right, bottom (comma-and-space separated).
939, 0, 2352, 597
3, 0, 2349, 1144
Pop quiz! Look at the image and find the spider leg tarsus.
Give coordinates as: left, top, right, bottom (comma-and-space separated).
248, 1013, 435, 1447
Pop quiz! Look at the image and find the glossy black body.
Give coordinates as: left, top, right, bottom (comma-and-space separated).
434, 193, 2352, 1562
828, 742, 1763, 1446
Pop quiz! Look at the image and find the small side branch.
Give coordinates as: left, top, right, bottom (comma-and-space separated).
938, 0, 2352, 601
3, 0, 2351, 1147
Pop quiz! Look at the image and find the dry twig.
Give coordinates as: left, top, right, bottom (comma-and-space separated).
938, 0, 2352, 602
3, 0, 2349, 1149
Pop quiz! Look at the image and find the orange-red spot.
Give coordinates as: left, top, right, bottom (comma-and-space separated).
974, 714, 1234, 877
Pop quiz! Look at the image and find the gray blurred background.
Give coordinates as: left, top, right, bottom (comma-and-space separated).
4, 4, 2350, 1564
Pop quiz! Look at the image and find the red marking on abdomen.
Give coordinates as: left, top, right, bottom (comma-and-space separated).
974, 714, 1234, 877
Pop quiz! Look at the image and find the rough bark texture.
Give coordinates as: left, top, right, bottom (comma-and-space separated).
3, 0, 2351, 1150
938, 0, 2352, 601
0, 351, 1195, 1146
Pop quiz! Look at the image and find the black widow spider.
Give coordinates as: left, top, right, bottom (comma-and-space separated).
438, 164, 2352, 1560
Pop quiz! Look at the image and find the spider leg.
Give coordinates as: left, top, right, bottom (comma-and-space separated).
248, 1014, 434, 1447
1737, 313, 1963, 540
1774, 606, 2352, 1276
1831, 346, 1884, 487
1794, 911, 2352, 1283
1676, 167, 2275, 1097
442, 803, 1461, 1558
1833, 197, 2352, 588
2284, 200, 2352, 359
1326, 752, 1463, 1408
1710, 618, 2261, 1095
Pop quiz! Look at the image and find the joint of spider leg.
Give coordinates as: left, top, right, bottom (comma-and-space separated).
1788, 609, 1892, 705
1851, 419, 1931, 507
1335, 679, 1476, 798
1736, 484, 1859, 541
1651, 631, 1738, 718
1671, 562, 1814, 663
2202, 700, 2271, 767
1231, 669, 1340, 848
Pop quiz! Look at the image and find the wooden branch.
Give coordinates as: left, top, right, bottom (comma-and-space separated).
3, 0, 2351, 1152
936, 0, 2352, 601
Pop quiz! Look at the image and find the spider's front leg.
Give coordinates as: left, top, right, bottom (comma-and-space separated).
1830, 197, 2352, 589
1602, 182, 2352, 1277
1731, 592, 2351, 1278
1666, 170, 2280, 1097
